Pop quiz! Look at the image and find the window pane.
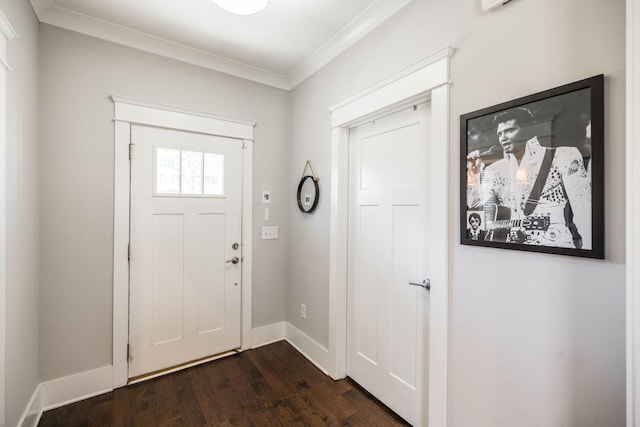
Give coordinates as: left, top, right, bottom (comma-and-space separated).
156, 148, 180, 194
181, 151, 203, 195
204, 153, 224, 195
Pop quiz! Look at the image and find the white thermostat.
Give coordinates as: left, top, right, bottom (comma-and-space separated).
262, 191, 271, 204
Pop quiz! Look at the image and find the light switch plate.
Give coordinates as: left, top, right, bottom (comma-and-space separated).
261, 226, 278, 240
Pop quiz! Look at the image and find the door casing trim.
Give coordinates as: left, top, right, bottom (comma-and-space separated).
627, 0, 640, 424
327, 47, 452, 427
111, 96, 254, 387
0, 8, 16, 426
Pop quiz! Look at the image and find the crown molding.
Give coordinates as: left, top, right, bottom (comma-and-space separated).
0, 8, 16, 41
29, 0, 290, 90
0, 6, 17, 70
29, 0, 415, 91
287, 0, 414, 89
29, 0, 52, 17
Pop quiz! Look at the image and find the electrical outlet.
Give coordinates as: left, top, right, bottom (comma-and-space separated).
300, 303, 307, 319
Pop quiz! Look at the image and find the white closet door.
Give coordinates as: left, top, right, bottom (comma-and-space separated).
347, 103, 431, 425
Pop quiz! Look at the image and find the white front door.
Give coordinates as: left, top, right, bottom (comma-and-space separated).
128, 124, 243, 378
347, 104, 430, 425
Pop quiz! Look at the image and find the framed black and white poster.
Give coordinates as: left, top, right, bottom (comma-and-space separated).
460, 75, 604, 258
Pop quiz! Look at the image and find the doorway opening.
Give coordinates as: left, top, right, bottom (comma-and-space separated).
111, 96, 254, 387
328, 47, 452, 427
346, 102, 431, 425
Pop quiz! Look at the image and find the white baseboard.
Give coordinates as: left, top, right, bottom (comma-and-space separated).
251, 321, 286, 348
285, 322, 330, 375
17, 384, 42, 427
251, 321, 331, 375
16, 324, 329, 425
17, 366, 113, 426
251, 322, 331, 377
40, 365, 113, 411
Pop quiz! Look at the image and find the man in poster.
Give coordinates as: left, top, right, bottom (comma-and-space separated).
466, 107, 591, 249
466, 212, 487, 241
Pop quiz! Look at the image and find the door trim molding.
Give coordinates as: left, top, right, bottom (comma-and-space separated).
111, 97, 254, 387
0, 9, 16, 427
327, 47, 451, 427
627, 0, 640, 424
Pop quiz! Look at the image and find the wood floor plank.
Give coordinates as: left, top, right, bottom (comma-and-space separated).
111, 386, 134, 427
245, 347, 299, 398
265, 342, 332, 387
199, 356, 248, 425
38, 341, 411, 427
186, 366, 223, 424
308, 380, 358, 419
341, 384, 410, 426
333, 378, 355, 394
171, 372, 209, 426
267, 398, 309, 426
280, 393, 334, 426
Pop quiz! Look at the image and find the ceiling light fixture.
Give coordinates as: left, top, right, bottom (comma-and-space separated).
212, 0, 270, 15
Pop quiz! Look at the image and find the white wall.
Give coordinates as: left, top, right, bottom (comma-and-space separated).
628, 0, 640, 424
288, 0, 626, 425
1, 0, 40, 425
38, 24, 290, 381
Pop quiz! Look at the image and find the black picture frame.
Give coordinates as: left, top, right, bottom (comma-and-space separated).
460, 75, 604, 259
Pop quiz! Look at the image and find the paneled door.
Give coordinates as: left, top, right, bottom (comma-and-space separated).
128, 124, 242, 378
347, 103, 430, 425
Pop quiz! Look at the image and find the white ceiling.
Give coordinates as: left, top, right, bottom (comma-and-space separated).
29, 0, 414, 90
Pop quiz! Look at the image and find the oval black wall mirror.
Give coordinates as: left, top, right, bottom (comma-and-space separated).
297, 175, 319, 213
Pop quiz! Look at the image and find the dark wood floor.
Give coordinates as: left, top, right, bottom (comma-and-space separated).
38, 340, 410, 426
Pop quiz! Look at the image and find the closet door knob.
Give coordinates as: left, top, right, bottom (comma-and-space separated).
408, 279, 430, 291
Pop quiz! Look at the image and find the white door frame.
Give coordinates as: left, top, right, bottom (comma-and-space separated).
328, 47, 452, 427
111, 96, 254, 387
627, 0, 640, 425
0, 8, 16, 426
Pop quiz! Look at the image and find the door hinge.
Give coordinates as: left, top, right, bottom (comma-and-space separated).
127, 244, 131, 262
129, 143, 134, 159
127, 344, 131, 361
242, 140, 248, 149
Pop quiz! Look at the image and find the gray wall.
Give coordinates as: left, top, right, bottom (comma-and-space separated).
288, 0, 626, 425
38, 25, 290, 380
2, 0, 40, 426
14, 0, 627, 424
